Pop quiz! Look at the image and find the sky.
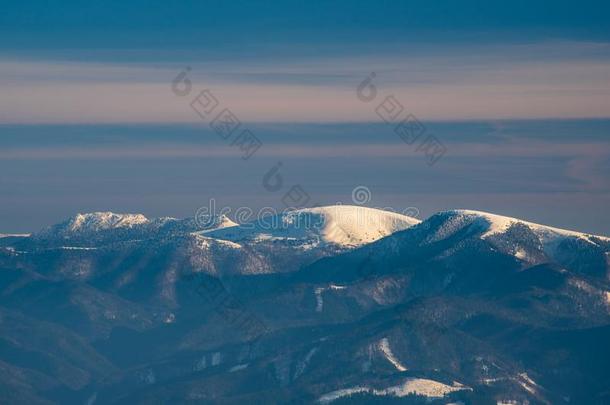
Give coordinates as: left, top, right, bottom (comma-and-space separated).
1, 1, 609, 234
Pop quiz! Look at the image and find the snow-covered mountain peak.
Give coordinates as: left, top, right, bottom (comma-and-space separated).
450, 209, 609, 244
31, 211, 241, 248
67, 212, 150, 233
192, 215, 238, 236
423, 210, 610, 268
32, 211, 153, 245
297, 205, 420, 246
205, 205, 420, 248
213, 215, 238, 230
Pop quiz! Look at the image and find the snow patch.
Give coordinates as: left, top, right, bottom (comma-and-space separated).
317, 378, 470, 403
378, 378, 469, 398
315, 284, 347, 312
57, 246, 99, 250
318, 387, 369, 403
314, 288, 324, 312
294, 347, 318, 379
211, 352, 222, 366
514, 248, 528, 260
229, 363, 248, 372
378, 337, 407, 371
163, 313, 175, 324
193, 355, 207, 371
0, 233, 30, 238
193, 234, 242, 249
516, 372, 539, 395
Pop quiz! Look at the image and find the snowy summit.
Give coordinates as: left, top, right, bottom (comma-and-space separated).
204, 205, 421, 248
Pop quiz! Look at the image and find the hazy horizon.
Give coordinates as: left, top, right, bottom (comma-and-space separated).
2, 119, 609, 235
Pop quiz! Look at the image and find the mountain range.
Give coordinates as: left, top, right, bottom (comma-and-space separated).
0, 206, 609, 404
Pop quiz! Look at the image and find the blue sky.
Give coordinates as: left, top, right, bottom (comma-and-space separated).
1, 1, 609, 233
2, 0, 610, 51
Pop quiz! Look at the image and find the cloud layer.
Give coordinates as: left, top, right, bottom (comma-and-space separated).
2, 42, 610, 123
